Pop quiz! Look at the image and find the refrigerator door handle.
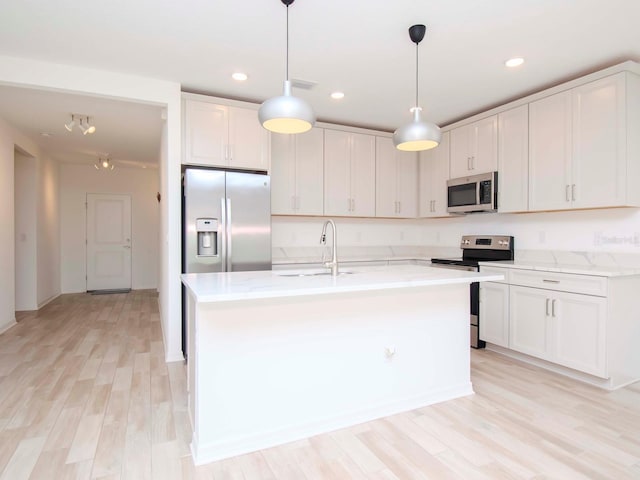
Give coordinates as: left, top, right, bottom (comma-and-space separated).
220, 198, 227, 271
226, 198, 232, 272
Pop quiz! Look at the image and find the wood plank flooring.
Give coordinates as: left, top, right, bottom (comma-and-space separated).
1, 291, 639, 479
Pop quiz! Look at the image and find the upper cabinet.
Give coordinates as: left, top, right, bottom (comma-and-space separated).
270, 128, 324, 216
419, 132, 450, 217
498, 105, 529, 213
375, 137, 418, 218
449, 115, 498, 178
183, 99, 270, 171
529, 72, 640, 211
324, 129, 376, 217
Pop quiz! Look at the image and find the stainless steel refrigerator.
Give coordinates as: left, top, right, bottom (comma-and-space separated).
182, 167, 271, 357
182, 167, 271, 274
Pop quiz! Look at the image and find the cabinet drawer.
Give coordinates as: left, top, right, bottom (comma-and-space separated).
509, 269, 607, 296
479, 266, 510, 284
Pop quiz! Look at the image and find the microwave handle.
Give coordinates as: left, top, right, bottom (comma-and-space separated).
476, 180, 481, 206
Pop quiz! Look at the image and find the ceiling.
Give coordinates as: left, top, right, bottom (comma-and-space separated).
0, 0, 639, 167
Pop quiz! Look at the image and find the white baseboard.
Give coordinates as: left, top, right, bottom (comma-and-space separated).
0, 320, 17, 335
485, 344, 637, 391
38, 293, 60, 309
191, 382, 474, 466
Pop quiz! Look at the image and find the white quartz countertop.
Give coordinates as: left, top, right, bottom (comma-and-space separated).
182, 265, 504, 303
480, 260, 640, 277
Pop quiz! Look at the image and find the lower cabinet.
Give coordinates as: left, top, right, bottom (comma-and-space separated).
510, 285, 606, 377
479, 281, 509, 347
479, 265, 615, 381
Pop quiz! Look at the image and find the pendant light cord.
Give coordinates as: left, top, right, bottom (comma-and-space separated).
415, 42, 419, 109
285, 4, 290, 81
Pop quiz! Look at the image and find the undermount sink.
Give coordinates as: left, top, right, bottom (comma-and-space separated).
278, 270, 354, 277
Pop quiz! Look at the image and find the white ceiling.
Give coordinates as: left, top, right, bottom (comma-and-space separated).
0, 0, 639, 166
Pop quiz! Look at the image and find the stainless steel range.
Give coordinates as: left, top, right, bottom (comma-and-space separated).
430, 235, 514, 348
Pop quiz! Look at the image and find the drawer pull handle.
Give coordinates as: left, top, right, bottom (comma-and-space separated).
543, 279, 560, 284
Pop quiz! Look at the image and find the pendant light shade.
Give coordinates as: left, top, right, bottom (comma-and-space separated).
259, 0, 315, 134
259, 80, 315, 134
393, 24, 440, 151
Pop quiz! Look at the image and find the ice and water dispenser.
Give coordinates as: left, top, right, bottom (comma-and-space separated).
196, 218, 218, 256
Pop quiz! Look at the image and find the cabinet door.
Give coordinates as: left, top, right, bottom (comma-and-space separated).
375, 137, 417, 218
472, 115, 498, 174
295, 128, 324, 215
449, 125, 471, 179
509, 285, 552, 360
270, 133, 296, 215
228, 107, 270, 171
480, 282, 510, 347
324, 130, 352, 216
571, 73, 626, 209
419, 131, 450, 217
350, 133, 376, 217
184, 100, 228, 166
529, 91, 573, 211
396, 150, 418, 218
375, 137, 398, 217
552, 291, 607, 378
498, 105, 529, 212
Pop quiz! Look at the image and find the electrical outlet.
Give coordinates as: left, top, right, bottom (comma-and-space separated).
539, 231, 546, 244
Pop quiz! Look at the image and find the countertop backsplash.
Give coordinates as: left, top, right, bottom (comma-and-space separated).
273, 245, 640, 270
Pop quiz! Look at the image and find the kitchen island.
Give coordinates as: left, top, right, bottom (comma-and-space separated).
181, 265, 503, 465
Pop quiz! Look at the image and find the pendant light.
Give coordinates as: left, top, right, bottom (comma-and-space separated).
258, 0, 315, 134
393, 24, 441, 152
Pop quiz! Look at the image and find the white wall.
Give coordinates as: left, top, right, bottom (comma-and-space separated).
0, 118, 16, 331
0, 114, 60, 331
14, 151, 38, 310
0, 55, 182, 362
37, 151, 60, 307
273, 207, 640, 255
60, 163, 159, 293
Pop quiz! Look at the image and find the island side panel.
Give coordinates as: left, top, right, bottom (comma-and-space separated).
191, 283, 471, 465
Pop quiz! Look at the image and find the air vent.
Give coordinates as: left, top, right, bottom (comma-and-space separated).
290, 78, 317, 90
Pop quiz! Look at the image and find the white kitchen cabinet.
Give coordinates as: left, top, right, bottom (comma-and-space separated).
509, 285, 606, 378
419, 131, 450, 217
183, 99, 270, 170
528, 91, 573, 211
480, 281, 509, 348
529, 72, 640, 211
498, 105, 529, 212
449, 115, 497, 178
271, 128, 324, 215
509, 285, 551, 360
375, 137, 417, 218
324, 129, 376, 217
552, 291, 606, 377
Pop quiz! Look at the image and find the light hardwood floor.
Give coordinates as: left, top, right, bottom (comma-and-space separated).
1, 291, 639, 479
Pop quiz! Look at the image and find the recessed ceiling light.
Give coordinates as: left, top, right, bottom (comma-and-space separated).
331, 91, 345, 100
40, 132, 53, 137
232, 72, 248, 81
505, 57, 525, 68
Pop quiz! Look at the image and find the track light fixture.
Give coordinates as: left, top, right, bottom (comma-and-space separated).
64, 115, 76, 132
65, 114, 96, 135
94, 155, 114, 171
258, 0, 315, 134
393, 24, 441, 152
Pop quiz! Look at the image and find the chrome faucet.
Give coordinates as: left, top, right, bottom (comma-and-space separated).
320, 219, 339, 276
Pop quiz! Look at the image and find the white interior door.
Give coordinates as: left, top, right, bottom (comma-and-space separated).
86, 193, 132, 291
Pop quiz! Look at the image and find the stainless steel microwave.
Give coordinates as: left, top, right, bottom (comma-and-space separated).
447, 171, 498, 213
